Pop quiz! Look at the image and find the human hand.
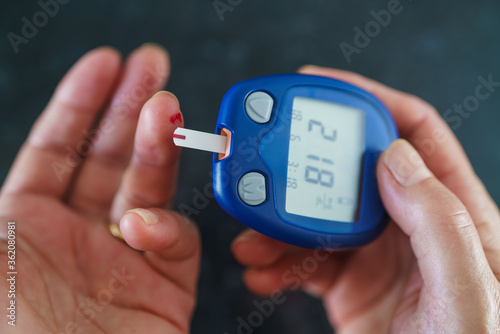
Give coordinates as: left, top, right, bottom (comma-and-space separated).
0, 45, 200, 333
232, 66, 500, 333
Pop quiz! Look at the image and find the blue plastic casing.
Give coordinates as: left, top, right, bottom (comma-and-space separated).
212, 74, 398, 249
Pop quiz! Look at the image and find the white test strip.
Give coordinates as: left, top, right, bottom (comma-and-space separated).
173, 127, 227, 154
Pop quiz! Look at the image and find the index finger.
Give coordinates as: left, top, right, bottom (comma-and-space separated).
298, 65, 500, 277
110, 91, 182, 224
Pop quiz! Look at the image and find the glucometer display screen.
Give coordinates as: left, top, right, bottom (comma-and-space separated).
285, 97, 366, 223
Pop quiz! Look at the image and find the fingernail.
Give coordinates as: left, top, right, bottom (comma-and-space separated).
298, 64, 319, 72
109, 224, 124, 240
152, 90, 168, 98
232, 230, 258, 246
140, 42, 167, 52
153, 91, 180, 105
383, 139, 433, 187
125, 208, 159, 225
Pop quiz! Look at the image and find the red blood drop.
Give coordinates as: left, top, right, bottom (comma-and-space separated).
170, 113, 182, 125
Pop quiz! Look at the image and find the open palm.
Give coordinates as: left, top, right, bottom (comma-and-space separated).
0, 45, 200, 334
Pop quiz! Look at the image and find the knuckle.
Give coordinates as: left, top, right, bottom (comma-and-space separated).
422, 183, 474, 234
123, 188, 167, 209
134, 144, 177, 168
93, 147, 131, 170
443, 209, 474, 233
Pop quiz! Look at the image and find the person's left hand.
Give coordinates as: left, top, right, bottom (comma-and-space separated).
0, 45, 200, 334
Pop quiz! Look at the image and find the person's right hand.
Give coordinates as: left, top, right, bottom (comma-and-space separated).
232, 66, 500, 333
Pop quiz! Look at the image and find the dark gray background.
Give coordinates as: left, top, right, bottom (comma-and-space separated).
1, 1, 499, 333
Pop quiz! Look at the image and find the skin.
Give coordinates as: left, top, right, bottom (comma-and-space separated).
0, 45, 200, 334
1, 47, 499, 333
232, 66, 500, 333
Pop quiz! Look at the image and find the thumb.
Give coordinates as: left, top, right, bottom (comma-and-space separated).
119, 208, 200, 293
376, 139, 491, 294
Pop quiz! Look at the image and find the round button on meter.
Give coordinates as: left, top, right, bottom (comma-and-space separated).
237, 172, 267, 206
174, 74, 398, 250
244, 91, 274, 124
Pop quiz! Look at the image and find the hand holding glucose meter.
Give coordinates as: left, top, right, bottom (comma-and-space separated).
174, 74, 398, 249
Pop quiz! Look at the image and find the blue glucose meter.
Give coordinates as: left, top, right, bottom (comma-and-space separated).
174, 74, 398, 249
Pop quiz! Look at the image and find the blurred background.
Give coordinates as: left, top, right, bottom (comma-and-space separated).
1, 0, 499, 333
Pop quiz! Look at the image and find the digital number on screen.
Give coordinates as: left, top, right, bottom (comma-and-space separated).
285, 96, 366, 223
